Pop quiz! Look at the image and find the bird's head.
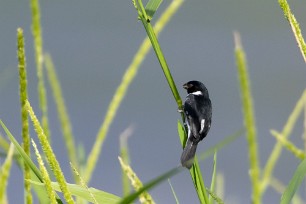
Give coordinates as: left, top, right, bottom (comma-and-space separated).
183, 80, 209, 97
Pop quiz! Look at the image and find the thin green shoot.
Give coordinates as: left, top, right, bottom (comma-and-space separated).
168, 179, 180, 204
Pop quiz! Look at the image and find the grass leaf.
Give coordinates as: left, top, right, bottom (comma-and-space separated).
0, 120, 63, 204
281, 159, 306, 204
145, 0, 163, 21
29, 180, 121, 204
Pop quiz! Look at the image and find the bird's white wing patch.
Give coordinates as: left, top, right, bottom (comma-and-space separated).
191, 91, 203, 96
200, 119, 205, 134
187, 120, 191, 139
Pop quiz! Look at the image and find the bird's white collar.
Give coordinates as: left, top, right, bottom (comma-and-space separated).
190, 91, 203, 96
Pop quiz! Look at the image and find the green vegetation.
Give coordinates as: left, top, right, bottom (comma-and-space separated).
0, 0, 306, 203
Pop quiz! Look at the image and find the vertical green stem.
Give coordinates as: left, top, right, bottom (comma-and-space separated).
139, 16, 184, 114
17, 28, 32, 204
134, 0, 209, 202
234, 32, 261, 203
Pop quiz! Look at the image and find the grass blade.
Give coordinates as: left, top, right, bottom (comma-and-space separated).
234, 32, 261, 203
168, 179, 179, 204
145, 0, 163, 21
0, 120, 43, 181
0, 120, 63, 204
281, 159, 306, 204
29, 180, 121, 204
270, 177, 304, 204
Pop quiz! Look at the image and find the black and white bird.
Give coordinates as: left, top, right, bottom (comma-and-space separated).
180, 80, 212, 169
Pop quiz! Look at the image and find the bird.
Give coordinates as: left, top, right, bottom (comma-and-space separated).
180, 80, 212, 169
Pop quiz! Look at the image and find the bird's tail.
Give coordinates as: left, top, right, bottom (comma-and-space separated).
180, 139, 198, 169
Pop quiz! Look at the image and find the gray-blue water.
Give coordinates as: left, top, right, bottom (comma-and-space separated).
1, 0, 306, 203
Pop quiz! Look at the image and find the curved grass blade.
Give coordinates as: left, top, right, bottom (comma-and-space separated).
281, 159, 306, 204
0, 120, 63, 204
29, 180, 121, 204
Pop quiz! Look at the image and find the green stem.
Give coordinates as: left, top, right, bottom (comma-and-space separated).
135, 1, 209, 202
